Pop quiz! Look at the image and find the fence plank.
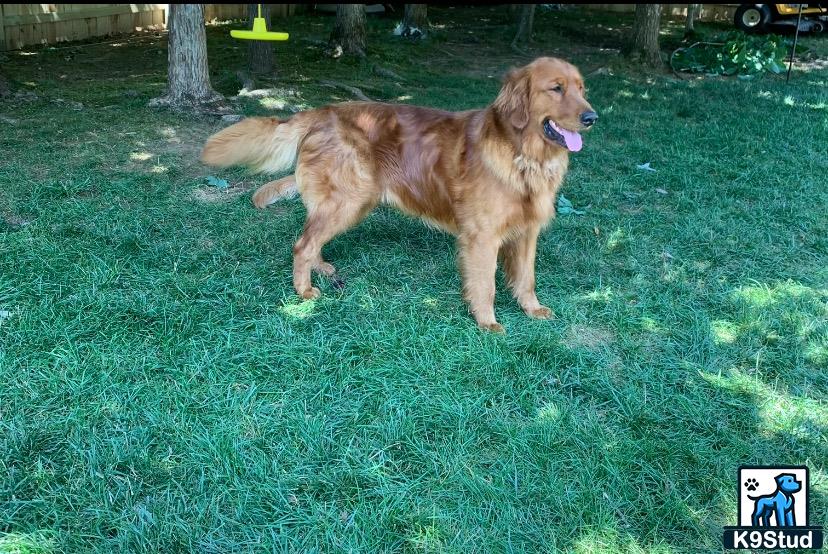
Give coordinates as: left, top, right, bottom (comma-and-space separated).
0, 5, 6, 51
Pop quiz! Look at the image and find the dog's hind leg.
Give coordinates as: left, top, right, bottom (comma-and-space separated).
751, 505, 764, 527
292, 194, 376, 299
252, 175, 298, 208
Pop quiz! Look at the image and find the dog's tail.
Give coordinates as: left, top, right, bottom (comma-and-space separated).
200, 116, 309, 174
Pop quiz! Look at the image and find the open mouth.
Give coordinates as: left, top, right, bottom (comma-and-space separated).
543, 119, 583, 152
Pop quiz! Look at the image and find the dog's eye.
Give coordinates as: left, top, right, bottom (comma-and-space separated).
549, 85, 563, 94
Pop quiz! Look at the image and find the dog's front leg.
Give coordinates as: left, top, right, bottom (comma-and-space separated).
459, 233, 502, 332
502, 226, 553, 320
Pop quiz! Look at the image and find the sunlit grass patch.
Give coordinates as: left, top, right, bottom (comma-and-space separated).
278, 298, 318, 320
0, 532, 55, 554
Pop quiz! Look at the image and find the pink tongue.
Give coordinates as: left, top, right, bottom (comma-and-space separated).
558, 127, 583, 152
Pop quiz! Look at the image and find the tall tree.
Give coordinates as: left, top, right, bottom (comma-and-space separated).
511, 4, 536, 50
328, 4, 366, 57
684, 4, 701, 38
247, 3, 274, 74
398, 4, 428, 39
623, 4, 662, 67
0, 70, 10, 97
151, 4, 223, 108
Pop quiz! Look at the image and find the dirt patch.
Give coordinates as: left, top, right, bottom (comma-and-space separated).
115, 123, 215, 178
191, 181, 255, 203
564, 323, 616, 351
2, 213, 32, 232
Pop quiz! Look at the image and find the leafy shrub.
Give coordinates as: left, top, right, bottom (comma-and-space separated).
671, 32, 795, 76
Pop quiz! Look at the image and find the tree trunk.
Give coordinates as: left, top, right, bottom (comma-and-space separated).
151, 4, 223, 109
247, 3, 274, 74
512, 4, 535, 50
0, 71, 10, 97
623, 4, 662, 67
328, 4, 366, 58
684, 4, 701, 38
399, 4, 428, 39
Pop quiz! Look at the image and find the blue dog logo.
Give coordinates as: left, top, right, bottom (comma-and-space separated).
723, 465, 823, 549
749, 473, 801, 527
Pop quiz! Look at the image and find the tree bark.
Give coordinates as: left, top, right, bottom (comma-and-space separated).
247, 3, 274, 74
623, 4, 662, 67
399, 4, 428, 39
151, 4, 223, 109
0, 71, 10, 97
512, 4, 535, 50
328, 4, 366, 58
684, 4, 701, 37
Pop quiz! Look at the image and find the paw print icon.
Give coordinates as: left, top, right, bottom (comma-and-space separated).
744, 477, 759, 492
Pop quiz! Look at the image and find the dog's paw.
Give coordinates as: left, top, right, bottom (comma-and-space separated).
526, 305, 555, 320
479, 322, 505, 334
745, 478, 759, 492
300, 287, 321, 300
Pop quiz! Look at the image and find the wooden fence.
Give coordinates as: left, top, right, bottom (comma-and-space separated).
0, 4, 299, 51
1, 4, 738, 51
583, 4, 739, 23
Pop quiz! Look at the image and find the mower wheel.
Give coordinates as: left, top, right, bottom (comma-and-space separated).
735, 4, 772, 33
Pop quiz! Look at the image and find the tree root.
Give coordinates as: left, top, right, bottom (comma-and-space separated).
319, 80, 372, 101
372, 64, 404, 81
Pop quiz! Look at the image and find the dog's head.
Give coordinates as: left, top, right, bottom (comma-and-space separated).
775, 474, 802, 494
493, 57, 596, 152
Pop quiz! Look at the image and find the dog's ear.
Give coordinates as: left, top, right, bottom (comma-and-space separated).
494, 67, 531, 130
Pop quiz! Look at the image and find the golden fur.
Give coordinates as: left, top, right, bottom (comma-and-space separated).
201, 57, 595, 331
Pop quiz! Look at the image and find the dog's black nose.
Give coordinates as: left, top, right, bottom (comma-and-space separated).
580, 111, 598, 127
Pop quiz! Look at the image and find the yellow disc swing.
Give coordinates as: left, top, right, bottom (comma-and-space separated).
230, 4, 289, 41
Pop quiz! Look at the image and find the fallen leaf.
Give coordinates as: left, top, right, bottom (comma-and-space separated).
557, 194, 585, 216
593, 226, 600, 236
206, 175, 230, 189
221, 114, 244, 123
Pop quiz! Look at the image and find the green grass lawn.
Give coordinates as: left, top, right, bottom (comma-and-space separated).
1, 5, 827, 553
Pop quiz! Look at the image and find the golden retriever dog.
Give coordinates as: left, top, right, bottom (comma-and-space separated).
201, 57, 596, 332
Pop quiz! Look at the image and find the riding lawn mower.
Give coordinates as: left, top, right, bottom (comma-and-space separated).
735, 4, 828, 33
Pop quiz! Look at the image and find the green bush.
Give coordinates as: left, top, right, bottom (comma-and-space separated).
671, 31, 795, 76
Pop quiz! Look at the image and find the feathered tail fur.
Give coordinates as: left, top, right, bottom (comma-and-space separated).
200, 116, 305, 208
